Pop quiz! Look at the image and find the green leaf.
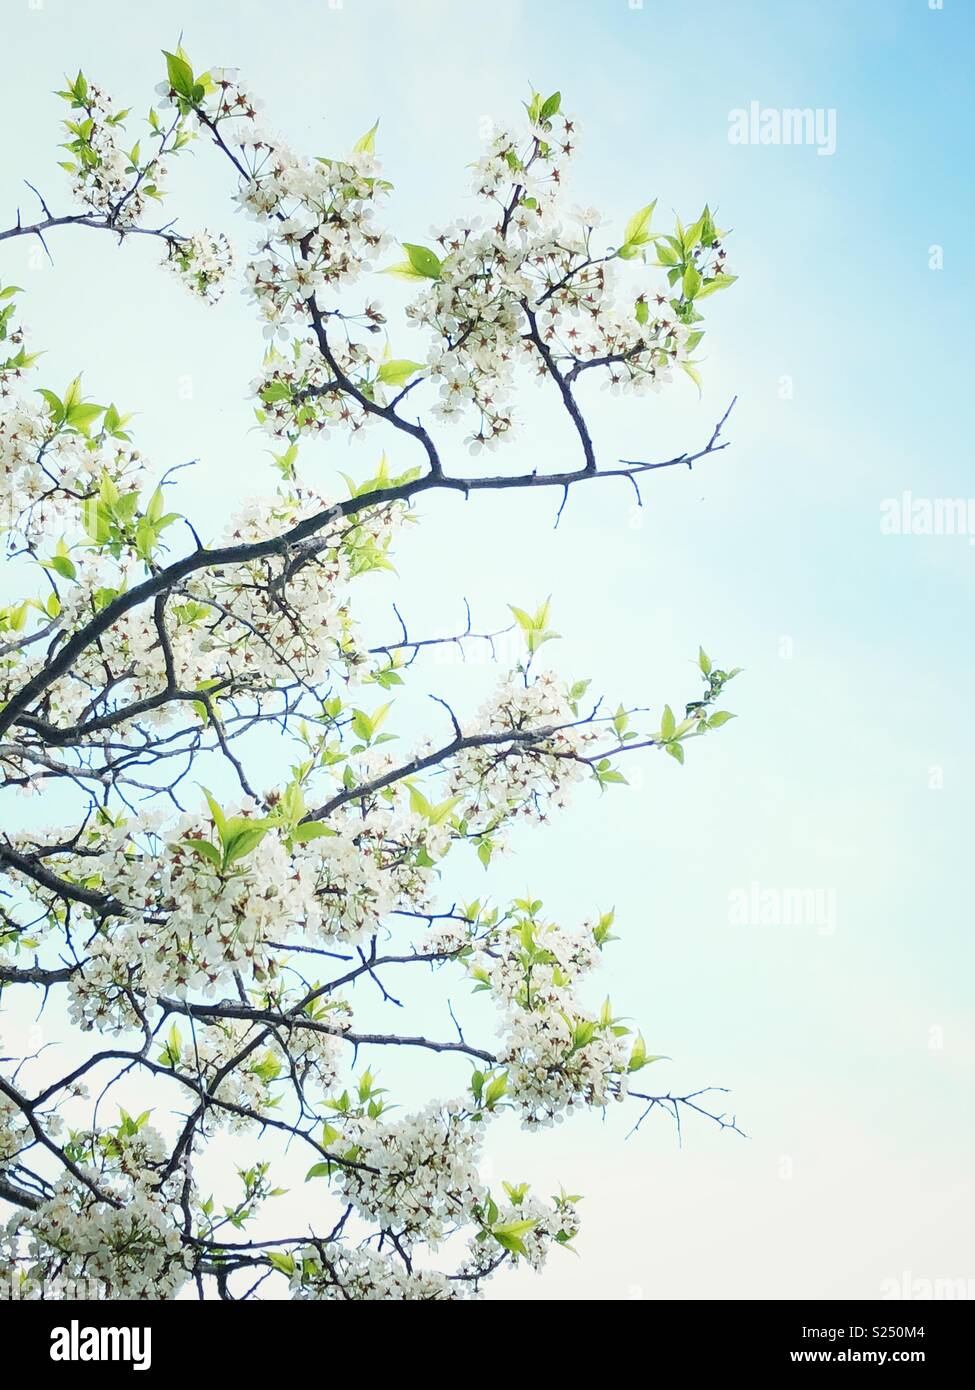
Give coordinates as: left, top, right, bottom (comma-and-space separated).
180, 837, 222, 870
353, 119, 379, 154
696, 272, 738, 299
660, 705, 676, 740
484, 1072, 508, 1108
200, 787, 228, 844
260, 381, 292, 403
619, 201, 657, 258
427, 794, 462, 827
698, 646, 712, 676
493, 1218, 537, 1239
99, 472, 120, 506
382, 260, 427, 281
628, 1035, 665, 1072
290, 821, 334, 843
680, 360, 703, 394
707, 710, 736, 728
623, 201, 656, 247
163, 50, 195, 99
47, 554, 76, 581
493, 1230, 529, 1257
376, 358, 425, 388
36, 388, 64, 422
402, 243, 442, 279
653, 240, 681, 266
145, 486, 165, 524
222, 825, 270, 868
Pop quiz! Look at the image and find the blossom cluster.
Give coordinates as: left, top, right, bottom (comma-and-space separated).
292, 1244, 457, 1301
251, 336, 379, 440
66, 814, 308, 1029
164, 229, 235, 303
337, 1101, 486, 1247
0, 1125, 191, 1300
162, 66, 391, 337
164, 1014, 348, 1132
461, 1189, 582, 1277
0, 1092, 28, 1164
58, 74, 175, 227
1, 479, 408, 731
0, 282, 36, 396
0, 395, 144, 546
401, 103, 711, 453
448, 670, 597, 839
31, 787, 437, 1028
470, 910, 635, 1126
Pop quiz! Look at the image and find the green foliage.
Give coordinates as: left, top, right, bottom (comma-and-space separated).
376, 357, 426, 388
508, 597, 560, 657
179, 789, 275, 875
617, 201, 657, 260
82, 472, 181, 564
383, 241, 442, 280
161, 48, 208, 111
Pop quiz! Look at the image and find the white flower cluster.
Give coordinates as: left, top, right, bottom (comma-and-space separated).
61, 79, 169, 227
298, 799, 440, 943
174, 68, 390, 336
338, 1101, 486, 1246
419, 914, 479, 958
400, 106, 700, 452
499, 1003, 631, 1128
183, 1027, 271, 1130
471, 113, 580, 228
39, 565, 220, 731
292, 1244, 458, 1301
472, 913, 631, 1127
0, 1126, 191, 1300
462, 1189, 582, 1277
0, 1090, 28, 1163
449, 671, 596, 837
0, 284, 34, 395
192, 488, 397, 687
251, 336, 377, 440
4, 482, 407, 731
2, 1188, 190, 1300
0, 396, 143, 546
51, 789, 437, 1028
66, 811, 311, 1028
164, 229, 235, 303
162, 1014, 347, 1131
412, 218, 534, 452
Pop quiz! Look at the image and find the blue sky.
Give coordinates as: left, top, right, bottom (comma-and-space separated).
1, 0, 973, 1298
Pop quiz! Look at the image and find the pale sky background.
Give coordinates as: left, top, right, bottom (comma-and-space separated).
0, 0, 973, 1300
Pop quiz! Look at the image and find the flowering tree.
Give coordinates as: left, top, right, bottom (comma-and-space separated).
0, 51, 742, 1300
